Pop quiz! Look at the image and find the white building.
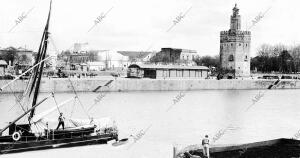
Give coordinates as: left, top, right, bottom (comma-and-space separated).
0, 60, 8, 76
87, 61, 106, 71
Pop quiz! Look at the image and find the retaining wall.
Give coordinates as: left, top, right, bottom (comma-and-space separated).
0, 78, 299, 93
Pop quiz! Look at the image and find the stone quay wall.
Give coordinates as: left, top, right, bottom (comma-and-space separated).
0, 78, 299, 93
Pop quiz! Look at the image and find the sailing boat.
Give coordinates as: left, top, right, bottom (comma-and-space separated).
174, 138, 300, 158
0, 1, 118, 154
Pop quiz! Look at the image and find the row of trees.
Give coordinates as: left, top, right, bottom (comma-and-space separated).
251, 44, 300, 73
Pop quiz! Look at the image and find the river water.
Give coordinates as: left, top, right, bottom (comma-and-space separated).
1, 89, 300, 158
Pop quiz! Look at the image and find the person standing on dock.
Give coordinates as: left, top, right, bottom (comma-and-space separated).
202, 135, 210, 158
56, 112, 65, 130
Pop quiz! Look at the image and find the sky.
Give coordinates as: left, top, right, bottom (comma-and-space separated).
0, 0, 299, 57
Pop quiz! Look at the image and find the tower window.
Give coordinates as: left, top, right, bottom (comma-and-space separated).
245, 55, 248, 61
229, 55, 234, 61
239, 43, 241, 46
231, 43, 233, 47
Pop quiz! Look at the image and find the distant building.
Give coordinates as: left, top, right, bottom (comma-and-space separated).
57, 49, 116, 71
0, 47, 34, 66
87, 61, 106, 71
162, 48, 198, 61
0, 60, 8, 76
0, 47, 35, 75
69, 53, 90, 65
127, 64, 209, 79
151, 48, 198, 65
220, 4, 251, 77
68, 51, 98, 70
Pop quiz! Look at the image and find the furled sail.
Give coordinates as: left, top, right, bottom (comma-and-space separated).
21, 1, 52, 122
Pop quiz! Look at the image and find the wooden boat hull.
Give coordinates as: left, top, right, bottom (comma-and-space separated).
112, 138, 129, 146
179, 138, 300, 158
0, 134, 117, 155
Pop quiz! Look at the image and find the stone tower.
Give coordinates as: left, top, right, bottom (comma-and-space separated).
220, 4, 251, 77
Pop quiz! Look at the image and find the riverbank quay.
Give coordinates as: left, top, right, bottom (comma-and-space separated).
0, 77, 299, 93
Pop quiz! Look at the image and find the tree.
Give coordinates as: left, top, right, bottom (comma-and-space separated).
149, 52, 171, 64
278, 50, 293, 73
257, 44, 272, 57
193, 55, 220, 68
272, 44, 286, 57
290, 45, 300, 73
252, 43, 299, 73
17, 54, 31, 65
0, 48, 18, 65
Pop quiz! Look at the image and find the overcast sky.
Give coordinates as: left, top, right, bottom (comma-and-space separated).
0, 0, 299, 57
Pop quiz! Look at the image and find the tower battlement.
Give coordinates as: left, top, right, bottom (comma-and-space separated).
220, 30, 251, 36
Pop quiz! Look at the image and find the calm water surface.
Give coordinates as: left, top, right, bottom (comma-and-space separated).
0, 89, 300, 158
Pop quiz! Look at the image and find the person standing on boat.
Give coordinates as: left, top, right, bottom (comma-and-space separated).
56, 113, 65, 130
202, 135, 210, 158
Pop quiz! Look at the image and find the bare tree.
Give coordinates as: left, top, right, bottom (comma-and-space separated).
290, 45, 300, 73
272, 44, 286, 57
257, 44, 272, 57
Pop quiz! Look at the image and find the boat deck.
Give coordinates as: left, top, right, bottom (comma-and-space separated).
178, 138, 300, 158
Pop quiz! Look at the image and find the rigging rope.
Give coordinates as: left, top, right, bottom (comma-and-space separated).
49, 36, 92, 120
51, 92, 61, 114
70, 98, 76, 118
67, 78, 91, 119
5, 80, 26, 113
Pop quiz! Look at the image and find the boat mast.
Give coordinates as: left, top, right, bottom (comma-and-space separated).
28, 0, 52, 120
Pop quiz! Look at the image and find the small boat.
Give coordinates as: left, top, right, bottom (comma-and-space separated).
0, 0, 118, 155
175, 138, 300, 158
112, 138, 129, 147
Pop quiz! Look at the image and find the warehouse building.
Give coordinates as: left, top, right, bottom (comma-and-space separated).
127, 64, 209, 79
